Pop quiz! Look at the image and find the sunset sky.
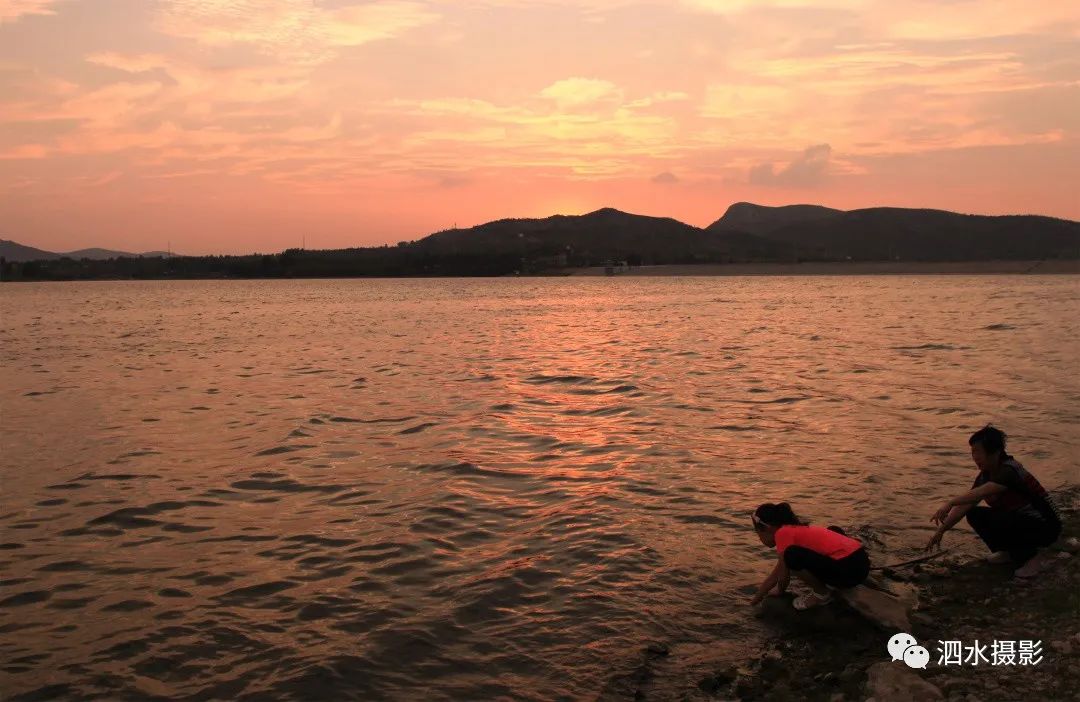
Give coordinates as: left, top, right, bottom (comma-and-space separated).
1, 0, 1077, 254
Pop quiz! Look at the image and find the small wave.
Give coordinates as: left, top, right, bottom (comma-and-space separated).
0, 591, 51, 608
459, 373, 498, 382
49, 596, 97, 610
217, 580, 297, 602
284, 534, 357, 548
324, 489, 374, 505
567, 384, 638, 396
328, 415, 416, 424
255, 444, 315, 456
229, 479, 343, 494
399, 422, 437, 435
675, 514, 735, 526
672, 403, 714, 412
158, 588, 192, 598
88, 502, 189, 528
525, 374, 597, 385
46, 482, 87, 490
741, 395, 810, 405
891, 343, 957, 351
102, 599, 153, 612
36, 560, 92, 572
562, 406, 633, 417
415, 462, 527, 480
76, 473, 160, 481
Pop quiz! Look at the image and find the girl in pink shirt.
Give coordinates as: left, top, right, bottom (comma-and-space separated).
750, 502, 870, 610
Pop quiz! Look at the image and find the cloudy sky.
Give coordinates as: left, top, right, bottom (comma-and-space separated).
1, 0, 1077, 254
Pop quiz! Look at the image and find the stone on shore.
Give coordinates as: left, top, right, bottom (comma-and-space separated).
864, 662, 943, 701
837, 581, 917, 631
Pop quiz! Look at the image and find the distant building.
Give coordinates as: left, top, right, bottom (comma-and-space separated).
603, 259, 629, 275
538, 252, 568, 268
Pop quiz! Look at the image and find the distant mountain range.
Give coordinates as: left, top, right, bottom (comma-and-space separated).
0, 239, 172, 262
3, 203, 1077, 280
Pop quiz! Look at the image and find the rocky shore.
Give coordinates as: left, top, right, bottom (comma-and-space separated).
707, 487, 1080, 702
566, 260, 1080, 277
612, 487, 1079, 701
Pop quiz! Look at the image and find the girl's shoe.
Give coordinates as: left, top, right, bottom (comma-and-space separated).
984, 551, 1012, 564
792, 591, 833, 610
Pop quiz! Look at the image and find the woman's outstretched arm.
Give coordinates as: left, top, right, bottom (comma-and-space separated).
925, 503, 974, 551
931, 482, 1007, 524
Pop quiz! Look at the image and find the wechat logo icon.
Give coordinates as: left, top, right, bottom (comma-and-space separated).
887, 632, 930, 669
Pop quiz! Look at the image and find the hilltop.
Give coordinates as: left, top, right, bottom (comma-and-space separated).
708, 203, 843, 234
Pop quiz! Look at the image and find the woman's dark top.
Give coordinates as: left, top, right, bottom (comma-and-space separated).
972, 456, 1060, 527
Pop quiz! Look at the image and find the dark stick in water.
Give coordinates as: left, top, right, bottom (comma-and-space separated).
872, 549, 951, 571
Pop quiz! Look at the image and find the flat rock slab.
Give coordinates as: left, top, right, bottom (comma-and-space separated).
837, 580, 917, 631
864, 661, 943, 701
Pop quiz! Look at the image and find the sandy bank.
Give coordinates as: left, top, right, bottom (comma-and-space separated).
564, 260, 1079, 277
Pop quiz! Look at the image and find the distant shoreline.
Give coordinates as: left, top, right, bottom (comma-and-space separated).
562, 260, 1080, 276
3, 259, 1078, 283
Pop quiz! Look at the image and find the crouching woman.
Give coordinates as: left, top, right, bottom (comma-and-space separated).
750, 503, 870, 610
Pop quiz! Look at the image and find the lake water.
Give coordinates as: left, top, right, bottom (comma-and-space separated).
1, 276, 1077, 700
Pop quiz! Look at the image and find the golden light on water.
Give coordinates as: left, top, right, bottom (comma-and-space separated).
1, 277, 1077, 698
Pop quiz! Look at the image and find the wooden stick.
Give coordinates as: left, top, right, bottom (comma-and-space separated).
871, 549, 951, 571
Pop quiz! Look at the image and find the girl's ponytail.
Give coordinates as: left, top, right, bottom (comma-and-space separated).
754, 502, 803, 527
774, 502, 801, 526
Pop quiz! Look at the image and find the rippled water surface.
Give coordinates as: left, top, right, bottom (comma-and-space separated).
2, 277, 1078, 700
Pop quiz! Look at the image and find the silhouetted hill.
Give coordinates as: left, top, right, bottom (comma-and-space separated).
706, 203, 1079, 261
1, 240, 60, 262
707, 203, 842, 234
758, 207, 1078, 261
416, 207, 785, 263
66, 248, 171, 260
0, 240, 175, 262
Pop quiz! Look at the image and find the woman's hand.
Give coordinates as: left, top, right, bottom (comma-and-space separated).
749, 590, 766, 606
931, 502, 952, 525
925, 530, 944, 552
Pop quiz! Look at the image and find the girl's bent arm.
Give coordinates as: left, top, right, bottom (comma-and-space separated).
751, 557, 787, 605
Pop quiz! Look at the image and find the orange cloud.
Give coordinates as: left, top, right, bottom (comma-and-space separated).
540, 78, 623, 109
0, 0, 59, 25
156, 0, 439, 62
